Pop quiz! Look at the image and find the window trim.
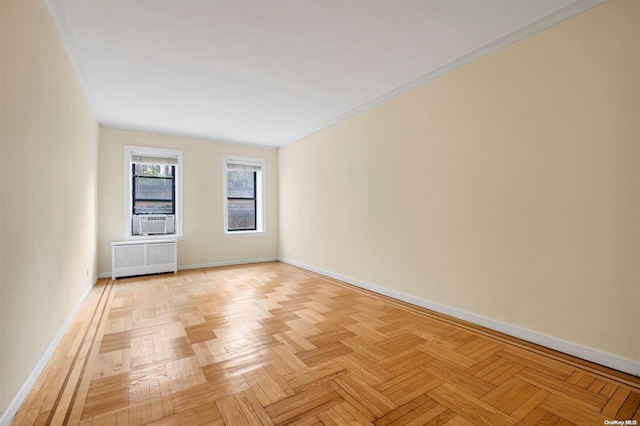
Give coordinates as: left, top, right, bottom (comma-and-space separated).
124, 145, 184, 240
223, 155, 265, 235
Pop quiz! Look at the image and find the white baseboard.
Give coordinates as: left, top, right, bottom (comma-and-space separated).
279, 257, 640, 377
177, 257, 278, 271
98, 257, 279, 279
0, 276, 98, 426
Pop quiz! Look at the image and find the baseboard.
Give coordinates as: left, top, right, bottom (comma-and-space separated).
97, 257, 279, 278
278, 257, 640, 377
0, 276, 98, 426
178, 257, 278, 271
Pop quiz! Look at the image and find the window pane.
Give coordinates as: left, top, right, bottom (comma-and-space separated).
135, 176, 173, 200
228, 199, 256, 230
227, 171, 255, 198
133, 200, 173, 214
135, 164, 173, 177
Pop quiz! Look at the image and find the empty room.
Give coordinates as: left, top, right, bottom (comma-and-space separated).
1, 0, 639, 424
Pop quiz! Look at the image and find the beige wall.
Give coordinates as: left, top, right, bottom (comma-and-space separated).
0, 0, 99, 417
279, 0, 640, 365
98, 128, 278, 274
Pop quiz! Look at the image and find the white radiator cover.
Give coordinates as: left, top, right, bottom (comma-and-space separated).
111, 239, 177, 279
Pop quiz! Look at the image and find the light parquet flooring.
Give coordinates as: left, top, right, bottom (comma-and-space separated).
12, 262, 640, 425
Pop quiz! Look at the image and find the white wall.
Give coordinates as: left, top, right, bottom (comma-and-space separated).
0, 0, 99, 417
98, 128, 279, 274
279, 0, 639, 369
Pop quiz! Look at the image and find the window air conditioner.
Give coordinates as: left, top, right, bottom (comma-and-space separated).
134, 214, 175, 235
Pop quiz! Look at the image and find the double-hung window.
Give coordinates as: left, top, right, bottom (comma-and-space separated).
132, 161, 175, 215
125, 146, 183, 239
224, 156, 264, 233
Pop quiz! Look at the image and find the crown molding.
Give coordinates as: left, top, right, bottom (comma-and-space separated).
278, 0, 606, 149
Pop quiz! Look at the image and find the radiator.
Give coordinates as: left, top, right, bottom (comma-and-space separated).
111, 239, 177, 279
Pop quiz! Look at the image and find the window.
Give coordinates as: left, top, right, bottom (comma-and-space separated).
125, 146, 183, 239
224, 156, 264, 233
132, 163, 175, 215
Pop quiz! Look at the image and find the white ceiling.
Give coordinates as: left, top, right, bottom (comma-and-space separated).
47, 0, 602, 148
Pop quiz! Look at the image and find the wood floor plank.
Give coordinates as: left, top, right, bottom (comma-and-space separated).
296, 341, 353, 367
373, 394, 441, 426
539, 392, 609, 425
427, 383, 518, 425
406, 407, 456, 426
336, 352, 394, 386
516, 367, 609, 412
165, 355, 207, 394
344, 322, 390, 343
422, 359, 495, 399
377, 333, 427, 354
480, 377, 526, 408
377, 348, 433, 376
331, 374, 397, 419
340, 336, 393, 362
283, 360, 347, 392
264, 382, 343, 425
509, 389, 551, 421
243, 364, 296, 405
374, 368, 442, 406
146, 402, 223, 426
201, 350, 267, 381
328, 380, 377, 423
615, 391, 640, 419
274, 330, 316, 353
496, 382, 541, 415
171, 375, 249, 413
498, 348, 574, 381
217, 392, 273, 425
10, 263, 640, 425
261, 345, 309, 375
317, 403, 375, 426
416, 340, 476, 369
443, 415, 481, 426
599, 382, 618, 398
340, 402, 377, 425
516, 406, 551, 425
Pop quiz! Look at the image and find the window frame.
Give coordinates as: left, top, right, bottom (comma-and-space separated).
223, 155, 265, 235
124, 145, 184, 240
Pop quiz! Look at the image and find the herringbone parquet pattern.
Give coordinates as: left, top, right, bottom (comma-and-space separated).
12, 262, 640, 425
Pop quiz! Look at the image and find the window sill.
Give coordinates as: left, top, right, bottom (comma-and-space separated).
125, 234, 184, 241
224, 230, 266, 237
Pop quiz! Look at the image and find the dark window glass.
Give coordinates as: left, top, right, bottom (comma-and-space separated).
228, 199, 256, 230
135, 164, 173, 177
227, 170, 256, 231
135, 177, 173, 200
133, 164, 175, 215
133, 200, 173, 214
227, 171, 255, 198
